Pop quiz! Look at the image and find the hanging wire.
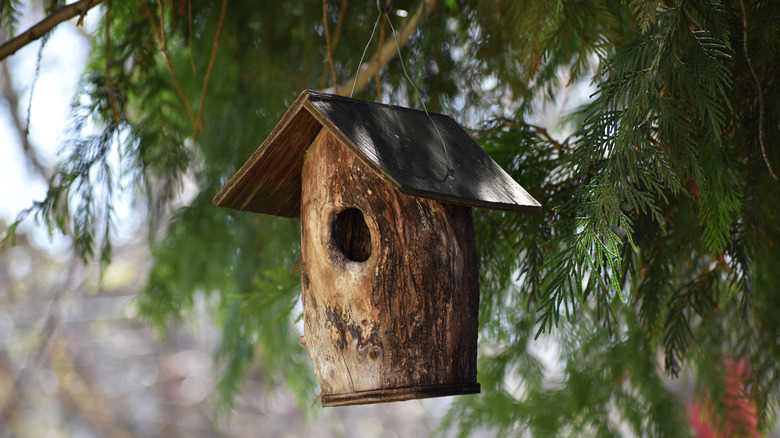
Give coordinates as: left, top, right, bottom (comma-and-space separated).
350, 13, 382, 98
350, 1, 454, 180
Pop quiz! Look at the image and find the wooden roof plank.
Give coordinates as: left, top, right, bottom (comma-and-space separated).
306, 91, 540, 212
213, 92, 321, 217
213, 90, 541, 216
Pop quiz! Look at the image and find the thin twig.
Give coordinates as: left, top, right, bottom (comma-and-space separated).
23, 31, 48, 163
0, 60, 49, 179
157, 0, 167, 50
0, 0, 106, 62
331, 0, 348, 49
322, 0, 339, 93
137, 0, 200, 129
328, 0, 436, 96
317, 0, 347, 89
76, 0, 93, 26
740, 0, 778, 182
188, 0, 195, 74
104, 0, 121, 129
191, 0, 227, 146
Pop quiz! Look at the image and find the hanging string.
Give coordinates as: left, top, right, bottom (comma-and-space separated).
350, 0, 454, 180
350, 12, 382, 98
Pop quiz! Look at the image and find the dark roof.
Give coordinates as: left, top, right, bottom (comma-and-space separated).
213, 90, 541, 218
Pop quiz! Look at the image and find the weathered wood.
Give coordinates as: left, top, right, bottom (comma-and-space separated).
213, 89, 541, 217
212, 91, 321, 217
320, 383, 481, 407
305, 91, 540, 211
300, 130, 480, 406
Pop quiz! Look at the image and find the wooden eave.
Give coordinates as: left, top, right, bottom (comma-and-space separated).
213, 90, 541, 218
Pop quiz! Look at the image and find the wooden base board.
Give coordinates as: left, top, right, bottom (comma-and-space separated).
320, 383, 481, 407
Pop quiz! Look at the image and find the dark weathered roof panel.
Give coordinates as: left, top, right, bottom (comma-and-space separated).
306, 91, 540, 212
213, 90, 541, 216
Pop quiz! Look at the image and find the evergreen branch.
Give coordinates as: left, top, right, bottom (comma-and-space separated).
474, 121, 570, 151
191, 0, 227, 146
739, 0, 778, 183
104, 0, 120, 129
727, 225, 753, 318
136, 0, 199, 130
325, 0, 436, 96
0, 0, 23, 35
0, 0, 104, 62
663, 268, 720, 377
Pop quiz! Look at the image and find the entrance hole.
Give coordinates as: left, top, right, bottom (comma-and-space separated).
331, 208, 372, 262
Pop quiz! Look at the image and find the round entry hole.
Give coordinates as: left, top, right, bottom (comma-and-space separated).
332, 208, 372, 262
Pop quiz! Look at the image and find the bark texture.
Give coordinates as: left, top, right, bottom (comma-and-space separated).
300, 129, 479, 406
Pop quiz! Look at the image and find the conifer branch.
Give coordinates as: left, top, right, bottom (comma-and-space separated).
740, 0, 778, 183
137, 0, 200, 130
0, 0, 105, 62
191, 0, 227, 146
476, 121, 571, 151
104, 0, 120, 129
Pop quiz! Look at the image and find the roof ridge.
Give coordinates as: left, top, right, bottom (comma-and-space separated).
305, 89, 449, 118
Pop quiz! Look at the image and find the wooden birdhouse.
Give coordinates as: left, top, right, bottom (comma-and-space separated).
213, 90, 540, 406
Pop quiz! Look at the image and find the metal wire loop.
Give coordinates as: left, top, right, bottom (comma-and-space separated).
376, 0, 392, 13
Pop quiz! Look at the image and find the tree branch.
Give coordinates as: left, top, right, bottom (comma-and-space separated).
322, 0, 339, 93
191, 0, 227, 146
0, 0, 105, 62
739, 0, 778, 183
136, 0, 200, 130
0, 57, 50, 180
324, 0, 437, 97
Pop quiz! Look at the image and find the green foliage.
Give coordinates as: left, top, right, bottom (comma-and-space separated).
0, 0, 22, 34
5, 0, 780, 435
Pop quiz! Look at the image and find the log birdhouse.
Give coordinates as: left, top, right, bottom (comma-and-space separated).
213, 90, 540, 406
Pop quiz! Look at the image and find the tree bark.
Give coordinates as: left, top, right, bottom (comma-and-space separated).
0, 0, 106, 62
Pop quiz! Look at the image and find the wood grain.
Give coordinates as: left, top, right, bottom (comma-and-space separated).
213, 90, 541, 217
300, 130, 480, 406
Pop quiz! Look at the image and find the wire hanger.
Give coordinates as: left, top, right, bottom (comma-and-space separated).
349, 0, 455, 181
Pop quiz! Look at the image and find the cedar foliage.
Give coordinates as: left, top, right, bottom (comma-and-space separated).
2, 0, 779, 435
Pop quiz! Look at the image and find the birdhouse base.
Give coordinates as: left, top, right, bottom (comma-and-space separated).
321, 383, 481, 407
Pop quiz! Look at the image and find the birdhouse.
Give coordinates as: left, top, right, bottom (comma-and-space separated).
213, 90, 540, 406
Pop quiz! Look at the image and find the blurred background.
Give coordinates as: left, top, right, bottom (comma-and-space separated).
0, 0, 533, 435
0, 3, 467, 437
2, 0, 779, 437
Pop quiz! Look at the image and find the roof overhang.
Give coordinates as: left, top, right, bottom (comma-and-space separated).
213, 90, 541, 218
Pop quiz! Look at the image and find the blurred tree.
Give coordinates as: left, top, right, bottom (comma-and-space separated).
1, 0, 779, 436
